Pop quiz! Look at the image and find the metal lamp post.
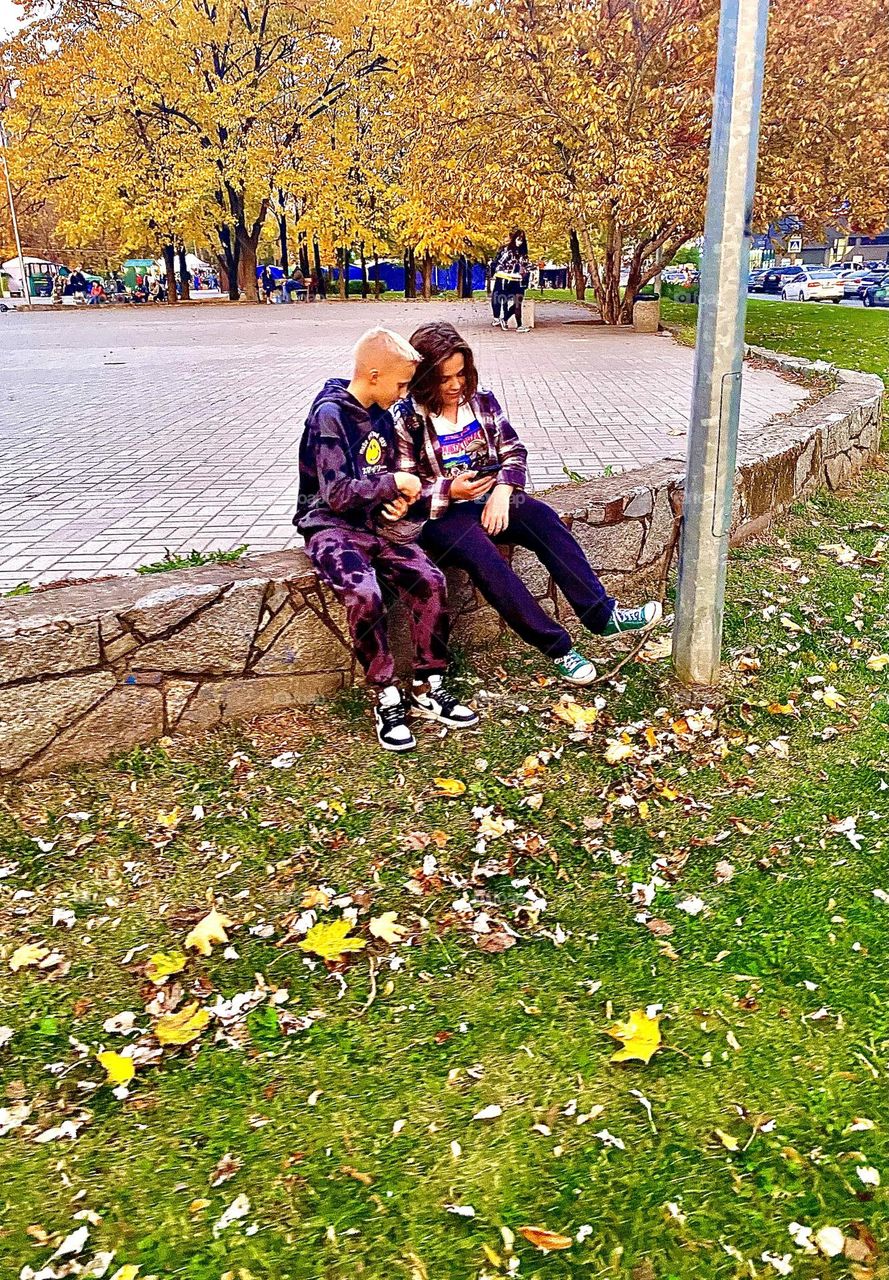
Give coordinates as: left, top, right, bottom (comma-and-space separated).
0, 102, 32, 311
672, 0, 769, 685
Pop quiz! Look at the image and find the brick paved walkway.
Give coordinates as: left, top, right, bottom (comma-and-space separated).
0, 300, 808, 590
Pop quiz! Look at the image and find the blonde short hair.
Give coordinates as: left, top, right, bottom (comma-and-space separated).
352, 327, 421, 375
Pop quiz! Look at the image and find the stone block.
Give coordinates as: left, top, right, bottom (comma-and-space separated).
253, 602, 350, 674
253, 601, 296, 655
176, 672, 345, 733
165, 679, 199, 728
132, 580, 266, 674
623, 489, 654, 519
452, 606, 503, 648
120, 581, 222, 639
18, 684, 164, 780
0, 670, 114, 774
0, 619, 101, 686
105, 632, 140, 663
824, 453, 852, 491
571, 518, 645, 573
794, 436, 821, 496
511, 546, 552, 599
640, 487, 677, 565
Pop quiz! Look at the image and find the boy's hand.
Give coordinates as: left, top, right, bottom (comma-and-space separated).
394, 472, 421, 501
451, 471, 496, 502
381, 495, 410, 522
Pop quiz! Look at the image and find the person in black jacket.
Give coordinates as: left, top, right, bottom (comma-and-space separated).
294, 327, 478, 751
490, 230, 531, 332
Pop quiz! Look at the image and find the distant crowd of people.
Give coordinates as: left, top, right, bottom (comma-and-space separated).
48, 266, 221, 305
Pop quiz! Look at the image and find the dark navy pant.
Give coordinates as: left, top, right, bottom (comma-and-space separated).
307, 527, 450, 686
420, 493, 615, 659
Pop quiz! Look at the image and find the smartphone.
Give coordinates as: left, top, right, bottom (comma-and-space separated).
469, 461, 502, 479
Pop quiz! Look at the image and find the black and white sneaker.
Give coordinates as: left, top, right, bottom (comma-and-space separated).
374, 685, 417, 752
410, 674, 479, 728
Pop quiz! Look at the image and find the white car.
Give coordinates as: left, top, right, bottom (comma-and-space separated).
781, 268, 844, 302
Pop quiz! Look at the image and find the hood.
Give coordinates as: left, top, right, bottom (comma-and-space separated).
305, 378, 357, 429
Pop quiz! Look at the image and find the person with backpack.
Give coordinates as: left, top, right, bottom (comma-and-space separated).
490, 230, 531, 332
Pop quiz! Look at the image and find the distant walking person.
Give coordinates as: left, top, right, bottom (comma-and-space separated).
490, 230, 531, 333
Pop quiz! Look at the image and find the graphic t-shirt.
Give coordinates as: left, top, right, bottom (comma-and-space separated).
429, 403, 491, 478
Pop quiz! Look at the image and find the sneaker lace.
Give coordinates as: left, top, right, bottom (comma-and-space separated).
560, 649, 587, 675
378, 701, 407, 730
427, 680, 461, 715
618, 605, 647, 625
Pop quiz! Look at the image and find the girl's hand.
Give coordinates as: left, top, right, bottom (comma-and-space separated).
381, 495, 410, 521
481, 484, 513, 536
450, 472, 496, 501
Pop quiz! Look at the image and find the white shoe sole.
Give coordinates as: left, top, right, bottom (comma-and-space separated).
411, 702, 480, 729
601, 601, 663, 643
558, 669, 597, 686
376, 733, 417, 752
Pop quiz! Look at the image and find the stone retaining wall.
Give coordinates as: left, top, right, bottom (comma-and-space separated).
1, 354, 882, 781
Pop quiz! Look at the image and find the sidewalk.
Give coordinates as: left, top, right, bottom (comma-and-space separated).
0, 300, 809, 590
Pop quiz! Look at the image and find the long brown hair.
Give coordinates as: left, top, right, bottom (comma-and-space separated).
408, 321, 479, 416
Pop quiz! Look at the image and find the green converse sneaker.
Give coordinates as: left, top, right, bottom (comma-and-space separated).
554, 647, 597, 685
601, 601, 663, 640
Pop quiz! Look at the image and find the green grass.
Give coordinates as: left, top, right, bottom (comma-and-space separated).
661, 296, 889, 385
1, 314, 888, 1280
137, 546, 249, 575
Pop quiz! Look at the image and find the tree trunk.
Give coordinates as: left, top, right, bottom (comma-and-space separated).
404, 247, 416, 299
359, 241, 368, 300
313, 237, 326, 297
238, 230, 260, 302
569, 229, 586, 301
161, 244, 177, 304
177, 246, 190, 302
421, 251, 433, 300
374, 251, 381, 298
456, 258, 464, 297
299, 232, 310, 277
278, 202, 289, 277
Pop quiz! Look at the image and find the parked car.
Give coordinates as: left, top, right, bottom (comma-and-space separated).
748, 268, 770, 290
759, 265, 809, 294
780, 268, 844, 302
855, 270, 889, 299
836, 268, 871, 296
862, 279, 889, 308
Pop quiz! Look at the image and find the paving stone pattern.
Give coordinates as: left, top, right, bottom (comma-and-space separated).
0, 354, 882, 781
0, 301, 808, 591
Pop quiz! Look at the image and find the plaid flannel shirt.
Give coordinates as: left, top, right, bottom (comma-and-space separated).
391, 390, 528, 521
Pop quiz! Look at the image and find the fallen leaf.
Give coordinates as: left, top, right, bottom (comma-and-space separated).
814, 1226, 845, 1258
299, 919, 366, 961
866, 654, 889, 671
109, 1268, 140, 1280
714, 1128, 740, 1151
155, 1001, 211, 1046
156, 807, 182, 830
604, 740, 635, 765
433, 777, 466, 796
145, 951, 187, 982
210, 1152, 242, 1187
212, 1193, 250, 1237
553, 700, 599, 729
519, 1226, 573, 1252
472, 1103, 503, 1121
606, 1009, 662, 1064
97, 1051, 135, 1087
185, 908, 234, 957
9, 943, 49, 972
341, 1164, 374, 1185
369, 912, 409, 944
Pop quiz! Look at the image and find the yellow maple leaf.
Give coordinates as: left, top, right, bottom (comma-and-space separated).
155, 1002, 211, 1045
298, 919, 366, 961
185, 908, 234, 957
369, 912, 409, 944
433, 777, 466, 796
604, 740, 635, 765
156, 807, 182, 830
866, 654, 889, 671
606, 1008, 662, 1064
9, 943, 49, 972
767, 702, 796, 716
145, 951, 187, 982
109, 1268, 140, 1280
553, 699, 598, 729
97, 1050, 136, 1087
